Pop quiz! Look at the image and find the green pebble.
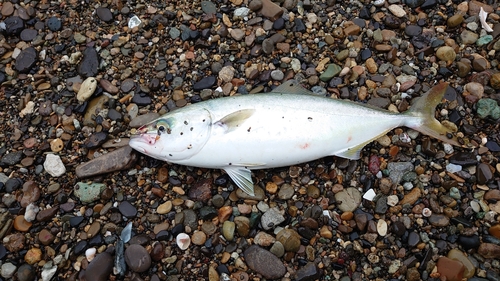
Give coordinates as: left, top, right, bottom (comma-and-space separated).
477, 98, 500, 119
476, 35, 493, 46
402, 171, 417, 182
336, 49, 349, 61
249, 212, 261, 228
449, 187, 461, 200
74, 182, 106, 203
319, 63, 341, 82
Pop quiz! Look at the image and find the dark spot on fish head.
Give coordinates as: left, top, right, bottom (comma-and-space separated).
308, 117, 313, 121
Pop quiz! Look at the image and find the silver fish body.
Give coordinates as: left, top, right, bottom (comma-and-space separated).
129, 81, 459, 196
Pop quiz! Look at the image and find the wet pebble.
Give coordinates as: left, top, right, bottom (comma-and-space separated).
125, 244, 151, 272
244, 245, 286, 279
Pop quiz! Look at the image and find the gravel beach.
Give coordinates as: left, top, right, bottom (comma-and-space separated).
0, 0, 500, 280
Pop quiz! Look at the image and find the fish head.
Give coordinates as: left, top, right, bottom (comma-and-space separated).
129, 108, 212, 161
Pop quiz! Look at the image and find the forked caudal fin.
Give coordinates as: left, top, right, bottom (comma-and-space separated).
404, 82, 460, 146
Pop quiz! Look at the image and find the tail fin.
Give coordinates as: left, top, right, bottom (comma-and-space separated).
404, 83, 460, 146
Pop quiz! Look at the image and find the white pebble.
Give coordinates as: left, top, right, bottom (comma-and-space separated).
446, 163, 462, 173
176, 233, 191, 250
85, 248, 96, 262
377, 219, 388, 236
422, 208, 432, 217
20, 101, 35, 118
373, 0, 385, 7
443, 143, 454, 154
363, 188, 376, 201
387, 195, 399, 206
128, 15, 142, 29
77, 77, 97, 102
388, 4, 406, 18
44, 154, 66, 177
24, 203, 40, 222
470, 200, 481, 213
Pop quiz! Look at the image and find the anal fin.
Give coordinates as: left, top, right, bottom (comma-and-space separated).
224, 166, 255, 196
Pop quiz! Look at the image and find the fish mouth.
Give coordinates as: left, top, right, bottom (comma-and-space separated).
133, 133, 157, 145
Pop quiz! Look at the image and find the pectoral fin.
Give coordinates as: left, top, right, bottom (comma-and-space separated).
215, 109, 255, 132
224, 166, 255, 196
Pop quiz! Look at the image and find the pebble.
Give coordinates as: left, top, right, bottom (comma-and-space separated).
436, 46, 456, 62
24, 248, 42, 264
15, 47, 37, 73
75, 146, 136, 178
78, 47, 99, 77
437, 256, 465, 281
38, 229, 55, 246
295, 262, 320, 281
334, 188, 361, 212
261, 207, 285, 230
125, 244, 151, 272
276, 228, 301, 252
74, 182, 107, 203
254, 231, 276, 246
1, 263, 16, 278
77, 77, 97, 102
84, 252, 113, 281
16, 264, 35, 281
176, 233, 191, 250
244, 245, 286, 279
388, 4, 406, 17
222, 221, 236, 241
14, 215, 32, 231
43, 154, 66, 177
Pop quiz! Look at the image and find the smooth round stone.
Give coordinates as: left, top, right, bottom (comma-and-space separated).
270, 70, 284, 81
96, 7, 113, 22
157, 201, 172, 214
46, 17, 62, 31
39, 229, 55, 246
276, 228, 301, 252
447, 13, 463, 28
270, 241, 285, 257
20, 29, 37, 41
191, 231, 207, 245
118, 201, 137, 218
14, 215, 32, 232
244, 245, 286, 279
436, 46, 456, 62
125, 244, 151, 272
17, 264, 35, 281
222, 221, 235, 241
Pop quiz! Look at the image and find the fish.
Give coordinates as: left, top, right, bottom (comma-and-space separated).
129, 80, 460, 196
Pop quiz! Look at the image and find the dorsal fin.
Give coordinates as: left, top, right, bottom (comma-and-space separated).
272, 80, 314, 95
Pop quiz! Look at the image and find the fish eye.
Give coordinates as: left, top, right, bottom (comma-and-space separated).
155, 120, 171, 135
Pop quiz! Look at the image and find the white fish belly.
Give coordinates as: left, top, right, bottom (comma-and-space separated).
178, 94, 406, 169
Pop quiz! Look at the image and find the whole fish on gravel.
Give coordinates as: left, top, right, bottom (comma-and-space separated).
129, 80, 460, 196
